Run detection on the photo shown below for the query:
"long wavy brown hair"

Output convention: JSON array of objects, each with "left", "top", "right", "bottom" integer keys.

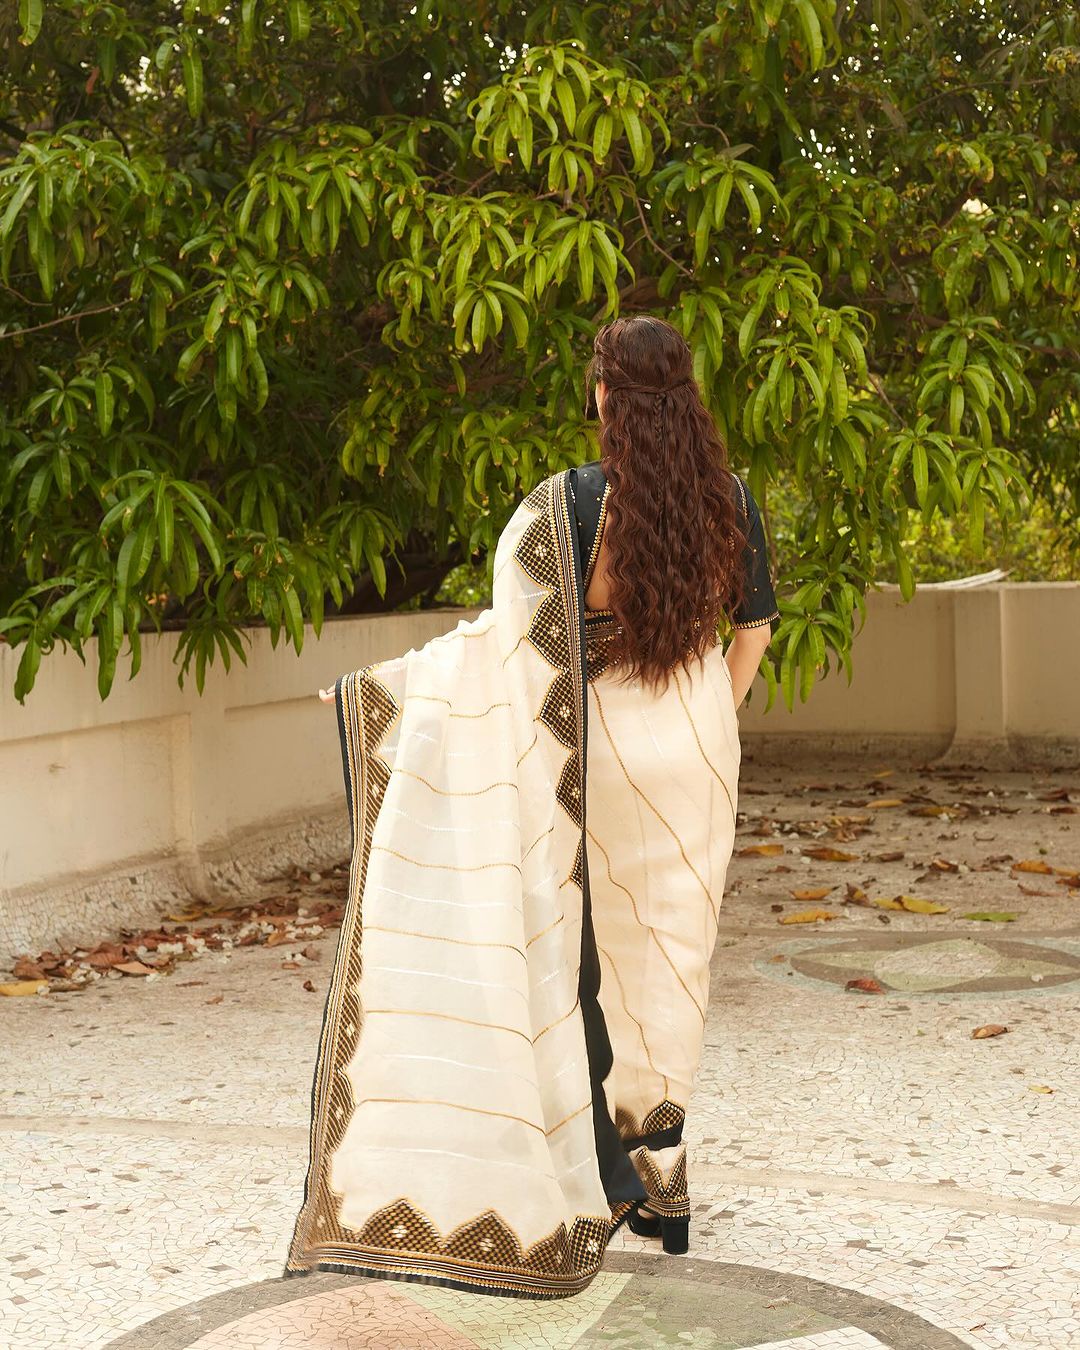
[{"left": 585, "top": 315, "right": 748, "bottom": 693}]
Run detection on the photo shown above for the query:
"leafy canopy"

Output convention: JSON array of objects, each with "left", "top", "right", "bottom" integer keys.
[{"left": 1, "top": 1, "right": 1078, "bottom": 706}]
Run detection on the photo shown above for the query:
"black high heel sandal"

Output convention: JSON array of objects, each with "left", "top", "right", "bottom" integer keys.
[{"left": 626, "top": 1206, "right": 690, "bottom": 1254}]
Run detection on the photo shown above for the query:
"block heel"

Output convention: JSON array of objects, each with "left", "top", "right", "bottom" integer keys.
[{"left": 626, "top": 1205, "right": 689, "bottom": 1253}]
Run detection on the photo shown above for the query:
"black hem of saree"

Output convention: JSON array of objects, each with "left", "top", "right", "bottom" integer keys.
[{"left": 559, "top": 470, "right": 647, "bottom": 1212}]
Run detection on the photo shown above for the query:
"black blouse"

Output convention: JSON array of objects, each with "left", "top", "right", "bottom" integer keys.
[{"left": 568, "top": 461, "right": 779, "bottom": 632}]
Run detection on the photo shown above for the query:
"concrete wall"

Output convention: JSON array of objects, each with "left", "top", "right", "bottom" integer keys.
[{"left": 2, "top": 584, "right": 1077, "bottom": 962}]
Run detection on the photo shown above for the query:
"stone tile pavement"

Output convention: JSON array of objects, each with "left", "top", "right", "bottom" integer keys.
[{"left": 2, "top": 757, "right": 1078, "bottom": 1348}]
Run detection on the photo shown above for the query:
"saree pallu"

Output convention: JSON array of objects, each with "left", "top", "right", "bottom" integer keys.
[{"left": 285, "top": 470, "right": 740, "bottom": 1298}]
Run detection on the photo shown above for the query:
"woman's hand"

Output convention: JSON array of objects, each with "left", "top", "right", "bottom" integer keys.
[{"left": 318, "top": 686, "right": 335, "bottom": 704}]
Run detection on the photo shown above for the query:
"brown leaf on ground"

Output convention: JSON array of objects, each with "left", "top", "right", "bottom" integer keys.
[
  {"left": 12, "top": 958, "right": 47, "bottom": 980},
  {"left": 803, "top": 846, "right": 859, "bottom": 862},
  {"left": 0, "top": 980, "right": 49, "bottom": 996},
  {"left": 281, "top": 960, "right": 301, "bottom": 969},
  {"left": 844, "top": 883, "right": 869, "bottom": 904},
  {"left": 790, "top": 886, "right": 834, "bottom": 901},
  {"left": 86, "top": 945, "right": 127, "bottom": 968},
  {"left": 1038, "top": 787, "right": 1073, "bottom": 801},
  {"left": 874, "top": 850, "right": 905, "bottom": 862},
  {"left": 845, "top": 977, "right": 885, "bottom": 994},
  {"left": 1057, "top": 874, "right": 1080, "bottom": 890},
  {"left": 737, "top": 843, "right": 785, "bottom": 856},
  {"left": 1048, "top": 805, "right": 1077, "bottom": 815},
  {"left": 302, "top": 979, "right": 316, "bottom": 992},
  {"left": 206, "top": 994, "right": 224, "bottom": 1005},
  {"left": 265, "top": 930, "right": 292, "bottom": 947},
  {"left": 930, "top": 858, "right": 960, "bottom": 872},
  {"left": 972, "top": 1024, "right": 1009, "bottom": 1039},
  {"left": 1013, "top": 859, "right": 1054, "bottom": 874},
  {"left": 1028, "top": 1084, "right": 1054, "bottom": 1094},
  {"left": 301, "top": 945, "right": 321, "bottom": 961},
  {"left": 114, "top": 960, "right": 156, "bottom": 976},
  {"left": 778, "top": 909, "right": 838, "bottom": 924},
  {"left": 867, "top": 798, "right": 904, "bottom": 809}
]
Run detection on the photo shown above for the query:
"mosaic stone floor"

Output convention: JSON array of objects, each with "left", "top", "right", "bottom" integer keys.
[{"left": 2, "top": 758, "right": 1079, "bottom": 1348}]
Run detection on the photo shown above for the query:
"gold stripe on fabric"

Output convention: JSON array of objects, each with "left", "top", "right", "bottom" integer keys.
[
  {"left": 394, "top": 768, "right": 518, "bottom": 798},
  {"left": 522, "top": 823, "right": 554, "bottom": 864},
  {"left": 526, "top": 912, "right": 564, "bottom": 948},
  {"left": 673, "top": 668, "right": 736, "bottom": 822},
  {"left": 364, "top": 1007, "right": 533, "bottom": 1044},
  {"left": 371, "top": 844, "right": 522, "bottom": 875},
  {"left": 597, "top": 943, "right": 669, "bottom": 1090},
  {"left": 405, "top": 693, "right": 512, "bottom": 719},
  {"left": 364, "top": 925, "right": 527, "bottom": 963},
  {"left": 545, "top": 1100, "right": 592, "bottom": 1136},
  {"left": 532, "top": 996, "right": 580, "bottom": 1043},
  {"left": 501, "top": 632, "right": 530, "bottom": 668},
  {"left": 586, "top": 828, "right": 707, "bottom": 1029},
  {"left": 362, "top": 1097, "right": 546, "bottom": 1135},
  {"left": 593, "top": 694, "right": 720, "bottom": 929},
  {"left": 517, "top": 730, "right": 539, "bottom": 766}
]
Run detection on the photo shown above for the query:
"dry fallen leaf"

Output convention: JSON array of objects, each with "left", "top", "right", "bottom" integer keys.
[
  {"left": 1028, "top": 1084, "right": 1054, "bottom": 1094},
  {"left": 302, "top": 979, "right": 316, "bottom": 992},
  {"left": 845, "top": 977, "right": 885, "bottom": 994},
  {"left": 844, "top": 883, "right": 868, "bottom": 904},
  {"left": 930, "top": 858, "right": 960, "bottom": 872},
  {"left": 867, "top": 798, "right": 904, "bottom": 809},
  {"left": 301, "top": 945, "right": 321, "bottom": 962},
  {"left": 871, "top": 895, "right": 949, "bottom": 914},
  {"left": 962, "top": 911, "right": 1020, "bottom": 923},
  {"left": 778, "top": 908, "right": 838, "bottom": 924},
  {"left": 803, "top": 846, "right": 859, "bottom": 862},
  {"left": 1013, "top": 859, "right": 1054, "bottom": 875},
  {"left": 0, "top": 980, "right": 49, "bottom": 997},
  {"left": 281, "top": 960, "right": 301, "bottom": 969},
  {"left": 874, "top": 850, "right": 905, "bottom": 862},
  {"left": 790, "top": 886, "right": 835, "bottom": 901},
  {"left": 1017, "top": 884, "right": 1055, "bottom": 897},
  {"left": 206, "top": 993, "right": 224, "bottom": 1005},
  {"left": 114, "top": 960, "right": 156, "bottom": 976},
  {"left": 972, "top": 1024, "right": 1009, "bottom": 1039},
  {"left": 737, "top": 843, "right": 785, "bottom": 857}
]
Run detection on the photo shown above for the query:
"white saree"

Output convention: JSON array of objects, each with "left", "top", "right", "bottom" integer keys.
[{"left": 286, "top": 469, "right": 740, "bottom": 1298}]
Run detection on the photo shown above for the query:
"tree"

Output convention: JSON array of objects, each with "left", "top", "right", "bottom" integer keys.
[{"left": 1, "top": 1, "right": 1077, "bottom": 706}]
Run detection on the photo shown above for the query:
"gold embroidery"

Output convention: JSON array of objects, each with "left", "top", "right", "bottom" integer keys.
[{"left": 584, "top": 481, "right": 610, "bottom": 588}]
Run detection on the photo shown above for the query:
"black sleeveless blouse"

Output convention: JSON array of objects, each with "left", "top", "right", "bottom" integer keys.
[{"left": 568, "top": 460, "right": 779, "bottom": 631}]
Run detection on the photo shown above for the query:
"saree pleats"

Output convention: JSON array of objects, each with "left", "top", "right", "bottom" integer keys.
[{"left": 286, "top": 471, "right": 740, "bottom": 1298}]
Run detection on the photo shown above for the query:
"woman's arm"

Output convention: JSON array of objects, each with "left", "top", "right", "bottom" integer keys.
[{"left": 725, "top": 625, "right": 773, "bottom": 708}]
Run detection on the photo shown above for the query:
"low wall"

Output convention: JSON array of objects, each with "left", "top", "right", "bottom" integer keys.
[{"left": 2, "top": 583, "right": 1077, "bottom": 963}]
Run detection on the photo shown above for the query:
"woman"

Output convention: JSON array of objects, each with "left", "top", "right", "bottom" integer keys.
[{"left": 286, "top": 314, "right": 779, "bottom": 1299}]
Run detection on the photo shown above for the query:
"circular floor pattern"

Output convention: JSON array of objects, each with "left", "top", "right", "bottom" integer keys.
[
  {"left": 756, "top": 933, "right": 1080, "bottom": 997},
  {"left": 105, "top": 1252, "right": 970, "bottom": 1349}
]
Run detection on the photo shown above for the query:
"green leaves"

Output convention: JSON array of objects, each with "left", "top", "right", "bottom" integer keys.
[{"left": 1, "top": 3, "right": 1076, "bottom": 708}]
